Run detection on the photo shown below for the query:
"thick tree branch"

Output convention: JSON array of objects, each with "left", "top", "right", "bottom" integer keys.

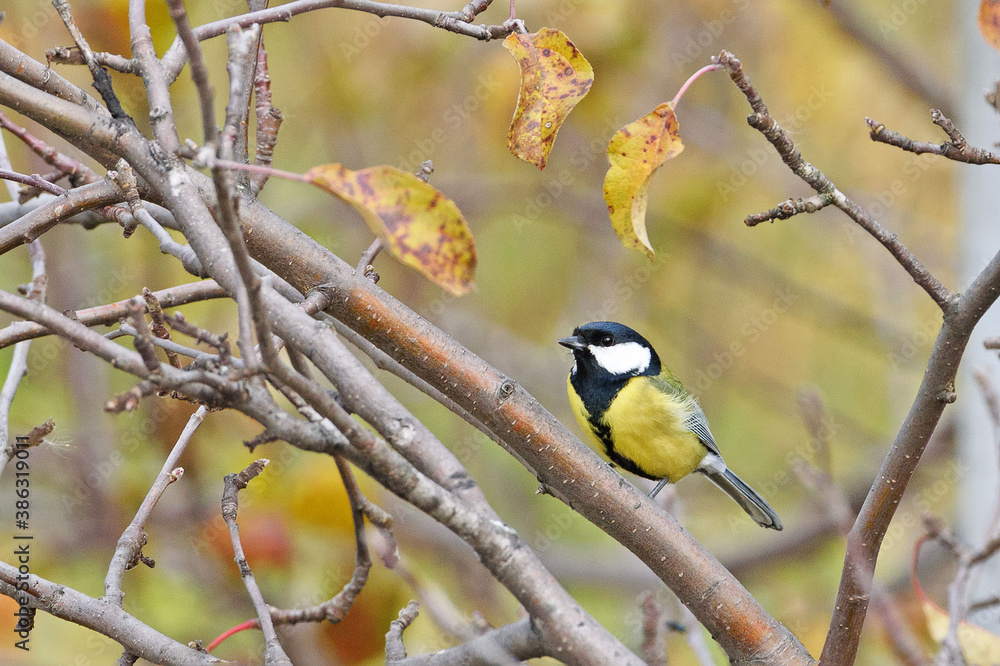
[{"left": 237, "top": 199, "right": 812, "bottom": 663}]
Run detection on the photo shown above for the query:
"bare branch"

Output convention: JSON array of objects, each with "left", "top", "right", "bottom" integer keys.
[
  {"left": 0, "top": 281, "right": 225, "bottom": 349},
  {"left": 161, "top": 0, "right": 522, "bottom": 82},
  {"left": 166, "top": 0, "right": 218, "bottom": 146},
  {"left": 53, "top": 0, "right": 130, "bottom": 120},
  {"left": 46, "top": 46, "right": 136, "bottom": 74},
  {"left": 744, "top": 193, "right": 835, "bottom": 226},
  {"left": 0, "top": 178, "right": 125, "bottom": 255},
  {"left": 267, "top": 457, "right": 376, "bottom": 625},
  {"left": 385, "top": 601, "right": 421, "bottom": 662},
  {"left": 868, "top": 111, "right": 1000, "bottom": 165},
  {"left": 222, "top": 459, "right": 291, "bottom": 665},
  {"left": 0, "top": 562, "right": 222, "bottom": 664},
  {"left": 0, "top": 240, "right": 45, "bottom": 477},
  {"left": 250, "top": 42, "right": 282, "bottom": 196},
  {"left": 715, "top": 50, "right": 955, "bottom": 313},
  {"left": 103, "top": 406, "right": 206, "bottom": 606},
  {"left": 391, "top": 617, "right": 546, "bottom": 665}
]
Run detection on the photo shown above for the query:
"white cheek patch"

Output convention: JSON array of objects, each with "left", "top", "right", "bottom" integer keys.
[{"left": 588, "top": 342, "right": 651, "bottom": 375}]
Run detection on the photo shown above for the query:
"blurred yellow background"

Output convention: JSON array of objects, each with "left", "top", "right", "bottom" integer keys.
[{"left": 0, "top": 0, "right": 967, "bottom": 663}]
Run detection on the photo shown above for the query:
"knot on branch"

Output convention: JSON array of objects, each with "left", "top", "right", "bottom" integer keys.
[{"left": 497, "top": 378, "right": 517, "bottom": 403}]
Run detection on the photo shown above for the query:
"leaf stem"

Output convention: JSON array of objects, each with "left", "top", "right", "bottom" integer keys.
[
  {"left": 211, "top": 159, "right": 309, "bottom": 184},
  {"left": 671, "top": 63, "right": 723, "bottom": 107}
]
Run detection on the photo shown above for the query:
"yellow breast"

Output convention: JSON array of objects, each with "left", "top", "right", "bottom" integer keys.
[{"left": 567, "top": 374, "right": 706, "bottom": 483}]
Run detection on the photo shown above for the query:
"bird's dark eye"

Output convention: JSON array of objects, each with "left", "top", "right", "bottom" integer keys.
[{"left": 600, "top": 335, "right": 614, "bottom": 347}]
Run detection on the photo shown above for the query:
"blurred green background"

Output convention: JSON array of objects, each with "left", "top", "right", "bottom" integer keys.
[{"left": 0, "top": 0, "right": 972, "bottom": 663}]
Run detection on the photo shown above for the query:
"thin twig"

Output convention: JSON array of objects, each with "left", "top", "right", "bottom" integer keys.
[
  {"left": 161, "top": 0, "right": 523, "bottom": 82},
  {"left": 0, "top": 280, "right": 226, "bottom": 349},
  {"left": 142, "top": 288, "right": 181, "bottom": 368},
  {"left": 267, "top": 457, "right": 378, "bottom": 625},
  {"left": 222, "top": 459, "right": 291, "bottom": 665},
  {"left": 356, "top": 237, "right": 384, "bottom": 276},
  {"left": 0, "top": 169, "right": 65, "bottom": 197},
  {"left": 53, "top": 0, "right": 130, "bottom": 121},
  {"left": 250, "top": 42, "right": 282, "bottom": 196},
  {"left": 867, "top": 112, "right": 1000, "bottom": 165},
  {"left": 46, "top": 46, "right": 136, "bottom": 74},
  {"left": 215, "top": 24, "right": 267, "bottom": 367},
  {"left": 458, "top": 0, "right": 493, "bottom": 21},
  {"left": 715, "top": 50, "right": 953, "bottom": 313},
  {"left": 744, "top": 193, "right": 836, "bottom": 226},
  {"left": 0, "top": 241, "right": 45, "bottom": 478},
  {"left": 103, "top": 406, "right": 207, "bottom": 607},
  {"left": 166, "top": 0, "right": 218, "bottom": 146}
]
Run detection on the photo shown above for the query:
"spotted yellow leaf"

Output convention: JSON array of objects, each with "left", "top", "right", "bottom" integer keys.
[
  {"left": 504, "top": 28, "right": 593, "bottom": 169},
  {"left": 307, "top": 164, "right": 476, "bottom": 296},
  {"left": 980, "top": 0, "right": 1000, "bottom": 51},
  {"left": 603, "top": 102, "right": 684, "bottom": 260}
]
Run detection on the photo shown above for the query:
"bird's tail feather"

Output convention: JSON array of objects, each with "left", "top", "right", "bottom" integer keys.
[{"left": 700, "top": 467, "right": 783, "bottom": 531}]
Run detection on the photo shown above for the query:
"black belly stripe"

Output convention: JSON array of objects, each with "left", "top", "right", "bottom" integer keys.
[{"left": 587, "top": 415, "right": 657, "bottom": 481}]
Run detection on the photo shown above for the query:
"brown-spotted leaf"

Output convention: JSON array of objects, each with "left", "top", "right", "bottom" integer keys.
[
  {"left": 980, "top": 0, "right": 1000, "bottom": 51},
  {"left": 504, "top": 28, "right": 593, "bottom": 169},
  {"left": 603, "top": 102, "right": 684, "bottom": 260},
  {"left": 306, "top": 164, "right": 476, "bottom": 295}
]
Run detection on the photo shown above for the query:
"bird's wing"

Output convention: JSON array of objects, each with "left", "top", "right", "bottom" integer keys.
[
  {"left": 648, "top": 376, "right": 721, "bottom": 456},
  {"left": 684, "top": 402, "right": 721, "bottom": 457}
]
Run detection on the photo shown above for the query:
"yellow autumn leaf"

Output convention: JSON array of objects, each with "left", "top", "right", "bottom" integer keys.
[
  {"left": 913, "top": 536, "right": 1000, "bottom": 664},
  {"left": 979, "top": 0, "right": 1000, "bottom": 51},
  {"left": 503, "top": 27, "right": 593, "bottom": 169},
  {"left": 306, "top": 164, "right": 476, "bottom": 296},
  {"left": 602, "top": 102, "right": 684, "bottom": 260}
]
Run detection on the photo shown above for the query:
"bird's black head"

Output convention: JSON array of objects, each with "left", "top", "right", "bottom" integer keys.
[{"left": 558, "top": 321, "right": 661, "bottom": 378}]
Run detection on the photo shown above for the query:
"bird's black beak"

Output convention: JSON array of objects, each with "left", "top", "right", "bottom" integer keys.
[{"left": 558, "top": 335, "right": 587, "bottom": 352}]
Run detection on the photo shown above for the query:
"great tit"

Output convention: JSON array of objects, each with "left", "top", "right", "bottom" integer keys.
[{"left": 559, "top": 321, "right": 782, "bottom": 530}]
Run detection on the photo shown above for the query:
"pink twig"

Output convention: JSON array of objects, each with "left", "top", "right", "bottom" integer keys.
[{"left": 671, "top": 63, "right": 723, "bottom": 107}]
